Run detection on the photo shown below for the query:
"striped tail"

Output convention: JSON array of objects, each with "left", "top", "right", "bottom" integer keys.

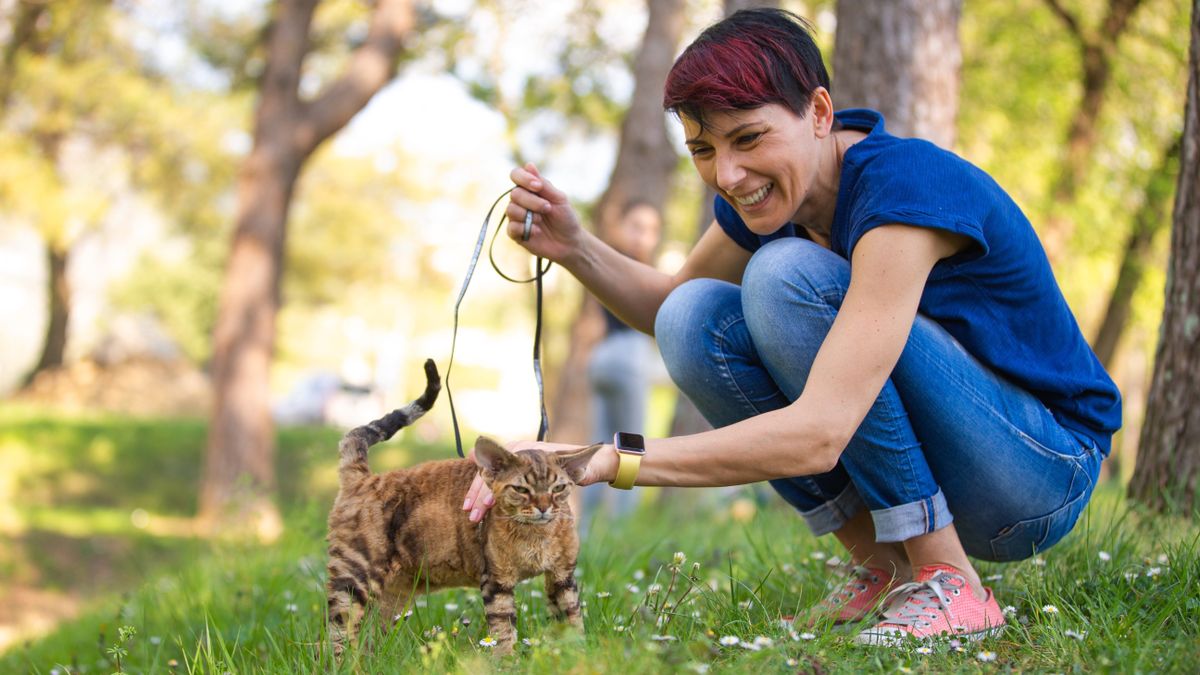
[{"left": 337, "top": 359, "right": 440, "bottom": 486}]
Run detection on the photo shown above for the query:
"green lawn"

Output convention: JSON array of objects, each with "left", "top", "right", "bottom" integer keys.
[{"left": 1, "top": 409, "right": 1198, "bottom": 673}]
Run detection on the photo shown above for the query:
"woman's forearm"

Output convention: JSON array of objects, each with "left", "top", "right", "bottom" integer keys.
[
  {"left": 596, "top": 405, "right": 845, "bottom": 488},
  {"left": 562, "top": 229, "right": 676, "bottom": 335}
]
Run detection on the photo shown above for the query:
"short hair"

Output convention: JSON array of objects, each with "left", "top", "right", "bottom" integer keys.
[{"left": 662, "top": 8, "right": 831, "bottom": 129}]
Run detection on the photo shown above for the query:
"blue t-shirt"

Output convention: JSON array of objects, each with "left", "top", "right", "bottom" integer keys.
[{"left": 713, "top": 108, "right": 1121, "bottom": 454}]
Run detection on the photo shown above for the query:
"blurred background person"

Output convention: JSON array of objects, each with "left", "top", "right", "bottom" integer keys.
[{"left": 580, "top": 200, "right": 663, "bottom": 530}]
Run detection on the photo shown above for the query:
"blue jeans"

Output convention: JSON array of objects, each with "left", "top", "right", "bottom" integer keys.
[{"left": 654, "top": 239, "right": 1102, "bottom": 562}]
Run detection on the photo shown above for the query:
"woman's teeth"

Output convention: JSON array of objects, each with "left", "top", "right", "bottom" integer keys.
[{"left": 736, "top": 183, "right": 772, "bottom": 206}]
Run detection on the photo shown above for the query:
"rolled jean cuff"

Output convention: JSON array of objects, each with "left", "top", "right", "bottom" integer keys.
[
  {"left": 870, "top": 488, "right": 954, "bottom": 543},
  {"left": 799, "top": 483, "right": 866, "bottom": 536}
]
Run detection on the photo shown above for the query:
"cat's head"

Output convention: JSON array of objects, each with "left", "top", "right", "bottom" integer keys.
[{"left": 473, "top": 436, "right": 603, "bottom": 525}]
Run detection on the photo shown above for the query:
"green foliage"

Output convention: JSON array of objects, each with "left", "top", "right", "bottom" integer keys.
[{"left": 2, "top": 412, "right": 1198, "bottom": 672}]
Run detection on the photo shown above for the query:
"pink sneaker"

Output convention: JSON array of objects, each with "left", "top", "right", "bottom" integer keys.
[
  {"left": 804, "top": 565, "right": 894, "bottom": 626},
  {"left": 854, "top": 564, "right": 1005, "bottom": 646}
]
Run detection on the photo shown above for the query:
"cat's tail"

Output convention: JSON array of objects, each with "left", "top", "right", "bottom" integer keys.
[{"left": 337, "top": 359, "right": 440, "bottom": 487}]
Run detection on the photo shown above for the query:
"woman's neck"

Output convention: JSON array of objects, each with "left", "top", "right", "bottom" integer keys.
[{"left": 796, "top": 129, "right": 867, "bottom": 242}]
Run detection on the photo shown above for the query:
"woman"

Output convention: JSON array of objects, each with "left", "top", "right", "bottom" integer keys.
[{"left": 463, "top": 8, "right": 1120, "bottom": 645}]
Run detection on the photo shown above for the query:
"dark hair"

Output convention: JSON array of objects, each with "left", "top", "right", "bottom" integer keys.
[
  {"left": 662, "top": 8, "right": 830, "bottom": 129},
  {"left": 620, "top": 198, "right": 659, "bottom": 218}
]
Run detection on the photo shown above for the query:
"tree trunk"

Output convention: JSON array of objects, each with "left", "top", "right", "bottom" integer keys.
[
  {"left": 547, "top": 0, "right": 686, "bottom": 445},
  {"left": 1128, "top": 0, "right": 1200, "bottom": 514},
  {"left": 199, "top": 0, "right": 414, "bottom": 537},
  {"left": 832, "top": 0, "right": 962, "bottom": 149},
  {"left": 23, "top": 244, "right": 70, "bottom": 386},
  {"left": 1091, "top": 134, "right": 1182, "bottom": 368},
  {"left": 1039, "top": 0, "right": 1145, "bottom": 263}
]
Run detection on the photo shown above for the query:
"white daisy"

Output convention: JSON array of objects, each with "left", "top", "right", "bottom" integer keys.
[
  {"left": 444, "top": 603, "right": 459, "bottom": 612},
  {"left": 633, "top": 570, "right": 646, "bottom": 581},
  {"left": 596, "top": 591, "right": 612, "bottom": 599},
  {"left": 1098, "top": 551, "right": 1111, "bottom": 562},
  {"left": 478, "top": 636, "right": 497, "bottom": 648},
  {"left": 1064, "top": 629, "right": 1086, "bottom": 641},
  {"left": 1042, "top": 605, "right": 1060, "bottom": 615},
  {"left": 651, "top": 635, "right": 677, "bottom": 642},
  {"left": 673, "top": 551, "right": 687, "bottom": 566},
  {"left": 1146, "top": 567, "right": 1163, "bottom": 577},
  {"left": 284, "top": 603, "right": 298, "bottom": 613},
  {"left": 810, "top": 551, "right": 827, "bottom": 561},
  {"left": 1002, "top": 605, "right": 1017, "bottom": 617},
  {"left": 798, "top": 632, "right": 816, "bottom": 641},
  {"left": 915, "top": 646, "right": 933, "bottom": 655},
  {"left": 977, "top": 650, "right": 997, "bottom": 662},
  {"left": 719, "top": 635, "right": 740, "bottom": 646},
  {"left": 752, "top": 636, "right": 774, "bottom": 648}
]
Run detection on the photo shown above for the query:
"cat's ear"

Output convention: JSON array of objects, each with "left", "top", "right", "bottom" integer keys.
[
  {"left": 472, "top": 436, "right": 518, "bottom": 475},
  {"left": 554, "top": 443, "right": 604, "bottom": 484}
]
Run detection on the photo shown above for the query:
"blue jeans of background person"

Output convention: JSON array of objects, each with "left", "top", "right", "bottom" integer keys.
[
  {"left": 654, "top": 238, "right": 1103, "bottom": 562},
  {"left": 582, "top": 329, "right": 653, "bottom": 522}
]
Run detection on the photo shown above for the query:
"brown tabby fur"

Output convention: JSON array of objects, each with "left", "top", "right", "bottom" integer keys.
[{"left": 325, "top": 359, "right": 602, "bottom": 656}]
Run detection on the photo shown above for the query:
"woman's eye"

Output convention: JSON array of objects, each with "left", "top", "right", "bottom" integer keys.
[
  {"left": 737, "top": 133, "right": 761, "bottom": 145},
  {"left": 689, "top": 146, "right": 712, "bottom": 158}
]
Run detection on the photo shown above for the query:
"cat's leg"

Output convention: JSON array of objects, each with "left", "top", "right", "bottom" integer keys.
[
  {"left": 326, "top": 574, "right": 367, "bottom": 657},
  {"left": 480, "top": 569, "right": 519, "bottom": 655},
  {"left": 545, "top": 567, "right": 583, "bottom": 629}
]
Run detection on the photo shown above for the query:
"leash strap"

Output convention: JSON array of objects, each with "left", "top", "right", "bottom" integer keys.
[{"left": 446, "top": 188, "right": 552, "bottom": 457}]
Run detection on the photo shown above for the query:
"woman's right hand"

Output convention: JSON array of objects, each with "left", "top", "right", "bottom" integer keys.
[{"left": 505, "top": 163, "right": 586, "bottom": 265}]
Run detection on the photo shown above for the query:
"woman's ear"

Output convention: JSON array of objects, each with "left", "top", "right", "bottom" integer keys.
[
  {"left": 473, "top": 436, "right": 517, "bottom": 477},
  {"left": 810, "top": 86, "right": 835, "bottom": 137},
  {"left": 554, "top": 443, "right": 604, "bottom": 484}
]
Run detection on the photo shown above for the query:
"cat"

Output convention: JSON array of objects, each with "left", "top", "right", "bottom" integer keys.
[{"left": 325, "top": 358, "right": 602, "bottom": 656}]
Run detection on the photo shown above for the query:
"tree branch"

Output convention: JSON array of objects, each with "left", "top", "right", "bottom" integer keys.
[
  {"left": 1042, "top": 0, "right": 1085, "bottom": 41},
  {"left": 297, "top": 0, "right": 414, "bottom": 155},
  {"left": 1100, "top": 0, "right": 1146, "bottom": 51}
]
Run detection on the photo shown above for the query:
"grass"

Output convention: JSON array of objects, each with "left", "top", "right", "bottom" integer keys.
[{"left": 1, "top": 408, "right": 1199, "bottom": 673}]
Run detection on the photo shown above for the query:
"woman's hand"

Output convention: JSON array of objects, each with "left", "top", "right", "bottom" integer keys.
[
  {"left": 461, "top": 440, "right": 617, "bottom": 523},
  {"left": 505, "top": 163, "right": 587, "bottom": 265}
]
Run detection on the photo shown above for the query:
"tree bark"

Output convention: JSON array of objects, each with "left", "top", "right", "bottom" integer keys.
[
  {"left": 199, "top": 0, "right": 414, "bottom": 537},
  {"left": 832, "top": 0, "right": 962, "bottom": 149},
  {"left": 23, "top": 244, "right": 70, "bottom": 386},
  {"left": 1128, "top": 0, "right": 1200, "bottom": 514},
  {"left": 547, "top": 0, "right": 686, "bottom": 445},
  {"left": 1039, "top": 0, "right": 1146, "bottom": 263},
  {"left": 1091, "top": 134, "right": 1182, "bottom": 368}
]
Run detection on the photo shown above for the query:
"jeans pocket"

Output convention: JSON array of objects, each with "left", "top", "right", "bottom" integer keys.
[{"left": 987, "top": 469, "right": 1093, "bottom": 562}]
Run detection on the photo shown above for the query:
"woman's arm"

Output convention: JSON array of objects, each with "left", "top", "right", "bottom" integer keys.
[
  {"left": 463, "top": 224, "right": 968, "bottom": 519},
  {"left": 505, "top": 164, "right": 750, "bottom": 334},
  {"left": 595, "top": 224, "right": 971, "bottom": 486}
]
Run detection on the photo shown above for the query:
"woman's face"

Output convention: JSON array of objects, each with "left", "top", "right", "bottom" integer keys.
[{"left": 683, "top": 102, "right": 826, "bottom": 235}]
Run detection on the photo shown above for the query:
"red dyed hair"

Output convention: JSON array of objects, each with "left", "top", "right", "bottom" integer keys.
[{"left": 663, "top": 8, "right": 830, "bottom": 128}]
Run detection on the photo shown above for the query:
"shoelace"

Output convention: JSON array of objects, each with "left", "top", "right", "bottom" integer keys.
[
  {"left": 822, "top": 565, "right": 883, "bottom": 606},
  {"left": 876, "top": 573, "right": 964, "bottom": 629}
]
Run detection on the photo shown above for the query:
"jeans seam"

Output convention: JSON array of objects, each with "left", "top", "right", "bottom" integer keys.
[{"left": 906, "top": 332, "right": 1087, "bottom": 466}]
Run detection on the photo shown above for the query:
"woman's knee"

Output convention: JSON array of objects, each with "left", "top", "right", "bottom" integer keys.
[
  {"left": 741, "top": 238, "right": 849, "bottom": 311},
  {"left": 654, "top": 278, "right": 740, "bottom": 388}
]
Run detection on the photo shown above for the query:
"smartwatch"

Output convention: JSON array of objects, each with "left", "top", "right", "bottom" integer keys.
[{"left": 609, "top": 432, "right": 645, "bottom": 490}]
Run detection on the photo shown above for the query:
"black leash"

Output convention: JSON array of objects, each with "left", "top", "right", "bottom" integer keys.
[{"left": 446, "top": 188, "right": 552, "bottom": 458}]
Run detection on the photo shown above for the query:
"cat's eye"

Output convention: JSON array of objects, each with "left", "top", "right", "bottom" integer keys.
[
  {"left": 510, "top": 485, "right": 530, "bottom": 495},
  {"left": 552, "top": 484, "right": 567, "bottom": 493}
]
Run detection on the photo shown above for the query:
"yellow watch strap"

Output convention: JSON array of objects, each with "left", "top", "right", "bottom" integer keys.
[{"left": 610, "top": 450, "right": 642, "bottom": 490}]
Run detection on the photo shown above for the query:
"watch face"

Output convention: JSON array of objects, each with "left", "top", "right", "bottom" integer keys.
[{"left": 615, "top": 432, "right": 646, "bottom": 454}]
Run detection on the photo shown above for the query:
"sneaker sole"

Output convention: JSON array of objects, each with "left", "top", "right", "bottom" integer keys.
[{"left": 853, "top": 624, "right": 1005, "bottom": 647}]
